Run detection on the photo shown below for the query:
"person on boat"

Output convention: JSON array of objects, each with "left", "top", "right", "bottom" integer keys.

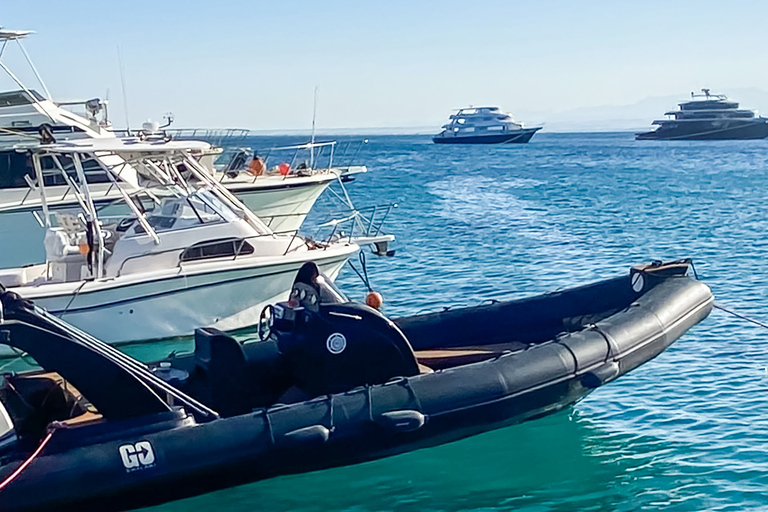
[
  {"left": 290, "top": 261, "right": 346, "bottom": 306},
  {"left": 248, "top": 151, "right": 265, "bottom": 177}
]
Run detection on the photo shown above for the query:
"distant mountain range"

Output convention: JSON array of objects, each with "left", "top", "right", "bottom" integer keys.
[
  {"left": 239, "top": 88, "right": 768, "bottom": 136},
  {"left": 514, "top": 88, "right": 768, "bottom": 133}
]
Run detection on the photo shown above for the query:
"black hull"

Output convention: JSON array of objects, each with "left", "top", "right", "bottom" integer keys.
[
  {"left": 0, "top": 262, "right": 713, "bottom": 512},
  {"left": 636, "top": 119, "right": 768, "bottom": 140},
  {"left": 433, "top": 127, "right": 541, "bottom": 144}
]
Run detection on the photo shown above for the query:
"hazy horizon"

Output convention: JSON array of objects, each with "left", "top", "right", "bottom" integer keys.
[{"left": 4, "top": 0, "right": 768, "bottom": 133}]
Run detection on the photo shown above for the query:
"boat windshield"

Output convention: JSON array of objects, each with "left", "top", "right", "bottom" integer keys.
[
  {"left": 316, "top": 273, "right": 348, "bottom": 303},
  {"left": 144, "top": 190, "right": 237, "bottom": 231}
]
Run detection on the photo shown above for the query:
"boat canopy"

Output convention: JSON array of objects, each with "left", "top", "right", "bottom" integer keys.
[
  {"left": 0, "top": 29, "right": 33, "bottom": 41},
  {"left": 41, "top": 138, "right": 212, "bottom": 154},
  {"left": 0, "top": 288, "right": 218, "bottom": 421}
]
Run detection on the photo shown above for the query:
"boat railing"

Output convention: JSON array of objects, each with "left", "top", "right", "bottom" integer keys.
[
  {"left": 164, "top": 128, "right": 253, "bottom": 148},
  {"left": 215, "top": 139, "right": 369, "bottom": 177},
  {"left": 310, "top": 202, "right": 397, "bottom": 246}
]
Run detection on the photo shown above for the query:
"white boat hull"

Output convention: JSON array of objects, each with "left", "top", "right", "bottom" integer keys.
[
  {"left": 226, "top": 174, "right": 335, "bottom": 234},
  {"left": 4, "top": 243, "right": 357, "bottom": 353}
]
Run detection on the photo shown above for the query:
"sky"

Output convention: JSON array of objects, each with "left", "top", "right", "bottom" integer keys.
[{"left": 3, "top": 0, "right": 768, "bottom": 132}]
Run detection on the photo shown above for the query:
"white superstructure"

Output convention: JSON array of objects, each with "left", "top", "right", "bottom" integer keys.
[{"left": 433, "top": 106, "right": 541, "bottom": 143}]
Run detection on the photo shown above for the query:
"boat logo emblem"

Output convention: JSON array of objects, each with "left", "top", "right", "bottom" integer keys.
[
  {"left": 327, "top": 333, "right": 347, "bottom": 354},
  {"left": 119, "top": 441, "right": 156, "bottom": 473},
  {"left": 631, "top": 273, "right": 644, "bottom": 293}
]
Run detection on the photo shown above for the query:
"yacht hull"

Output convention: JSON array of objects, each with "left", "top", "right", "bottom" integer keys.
[
  {"left": 433, "top": 127, "right": 541, "bottom": 144},
  {"left": 226, "top": 174, "right": 335, "bottom": 234},
  {"left": 636, "top": 119, "right": 768, "bottom": 140},
  {"left": 2, "top": 244, "right": 357, "bottom": 352}
]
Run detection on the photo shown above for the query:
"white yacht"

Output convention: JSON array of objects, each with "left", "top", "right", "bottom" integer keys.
[
  {"left": 433, "top": 106, "right": 541, "bottom": 144},
  {"left": 0, "top": 138, "right": 364, "bottom": 351},
  {"left": 0, "top": 29, "right": 367, "bottom": 266}
]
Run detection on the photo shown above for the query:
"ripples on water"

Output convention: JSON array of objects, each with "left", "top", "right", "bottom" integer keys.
[{"left": 77, "top": 133, "right": 768, "bottom": 510}]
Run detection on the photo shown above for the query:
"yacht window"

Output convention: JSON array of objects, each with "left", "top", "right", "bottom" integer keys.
[
  {"left": 462, "top": 127, "right": 476, "bottom": 133},
  {"left": 487, "top": 126, "right": 504, "bottom": 131},
  {"left": 38, "top": 155, "right": 113, "bottom": 186},
  {"left": 180, "top": 238, "right": 255, "bottom": 262},
  {"left": 0, "top": 151, "right": 33, "bottom": 188},
  {"left": 457, "top": 119, "right": 466, "bottom": 124},
  {"left": 0, "top": 90, "right": 42, "bottom": 107}
]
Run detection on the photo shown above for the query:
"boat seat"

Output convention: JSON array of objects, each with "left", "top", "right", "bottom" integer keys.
[
  {"left": 199, "top": 328, "right": 290, "bottom": 417},
  {"left": 415, "top": 342, "right": 526, "bottom": 371}
]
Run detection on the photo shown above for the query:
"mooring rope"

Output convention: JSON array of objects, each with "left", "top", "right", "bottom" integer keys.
[
  {"left": 714, "top": 303, "right": 768, "bottom": 330},
  {"left": 686, "top": 262, "right": 767, "bottom": 330},
  {"left": 348, "top": 251, "right": 373, "bottom": 292},
  {"left": 0, "top": 428, "right": 55, "bottom": 491}
]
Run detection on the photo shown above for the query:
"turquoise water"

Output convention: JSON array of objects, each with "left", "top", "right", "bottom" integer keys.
[{"left": 13, "top": 132, "right": 768, "bottom": 511}]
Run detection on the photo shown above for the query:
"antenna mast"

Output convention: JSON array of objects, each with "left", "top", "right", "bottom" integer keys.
[
  {"left": 118, "top": 46, "right": 131, "bottom": 133},
  {"left": 310, "top": 85, "right": 318, "bottom": 168}
]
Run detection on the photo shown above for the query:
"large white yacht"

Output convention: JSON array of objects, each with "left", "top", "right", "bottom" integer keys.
[
  {"left": 433, "top": 106, "right": 542, "bottom": 144},
  {"left": 0, "top": 138, "right": 364, "bottom": 351},
  {"left": 0, "top": 29, "right": 367, "bottom": 267}
]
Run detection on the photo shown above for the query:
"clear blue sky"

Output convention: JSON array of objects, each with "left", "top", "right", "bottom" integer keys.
[{"left": 3, "top": 0, "right": 767, "bottom": 130}]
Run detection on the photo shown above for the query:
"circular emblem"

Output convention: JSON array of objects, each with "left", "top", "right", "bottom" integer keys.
[
  {"left": 326, "top": 333, "right": 347, "bottom": 355},
  {"left": 631, "top": 273, "right": 644, "bottom": 293}
]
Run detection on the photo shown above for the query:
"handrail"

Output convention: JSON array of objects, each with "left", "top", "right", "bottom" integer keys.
[
  {"left": 111, "top": 204, "right": 394, "bottom": 278},
  {"left": 211, "top": 140, "right": 368, "bottom": 175}
]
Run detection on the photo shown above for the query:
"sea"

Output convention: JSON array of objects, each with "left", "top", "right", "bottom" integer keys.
[{"left": 11, "top": 132, "right": 768, "bottom": 511}]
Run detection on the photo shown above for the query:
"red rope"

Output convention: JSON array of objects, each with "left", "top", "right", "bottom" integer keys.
[{"left": 0, "top": 429, "right": 55, "bottom": 491}]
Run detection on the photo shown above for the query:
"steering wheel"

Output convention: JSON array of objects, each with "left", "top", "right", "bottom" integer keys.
[{"left": 258, "top": 304, "right": 275, "bottom": 342}]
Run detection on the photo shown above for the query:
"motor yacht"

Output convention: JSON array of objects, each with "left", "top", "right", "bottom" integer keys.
[
  {"left": 0, "top": 29, "right": 368, "bottom": 267},
  {"left": 433, "top": 106, "right": 542, "bottom": 144},
  {"left": 636, "top": 89, "right": 768, "bottom": 140},
  {"left": 0, "top": 138, "right": 366, "bottom": 352}
]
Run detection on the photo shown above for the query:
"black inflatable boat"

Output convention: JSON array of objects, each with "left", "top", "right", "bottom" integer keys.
[{"left": 0, "top": 260, "right": 712, "bottom": 512}]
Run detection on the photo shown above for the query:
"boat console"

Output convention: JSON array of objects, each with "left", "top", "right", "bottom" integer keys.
[{"left": 269, "top": 262, "right": 421, "bottom": 398}]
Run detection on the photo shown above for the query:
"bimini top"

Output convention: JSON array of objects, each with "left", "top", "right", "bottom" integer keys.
[
  {"left": 0, "top": 29, "right": 33, "bottom": 41},
  {"left": 37, "top": 137, "right": 212, "bottom": 155}
]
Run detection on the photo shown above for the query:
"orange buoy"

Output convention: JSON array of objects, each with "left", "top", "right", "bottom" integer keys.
[{"left": 366, "top": 291, "right": 383, "bottom": 310}]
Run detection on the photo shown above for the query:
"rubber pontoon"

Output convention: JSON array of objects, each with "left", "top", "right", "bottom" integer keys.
[{"left": 0, "top": 259, "right": 713, "bottom": 512}]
